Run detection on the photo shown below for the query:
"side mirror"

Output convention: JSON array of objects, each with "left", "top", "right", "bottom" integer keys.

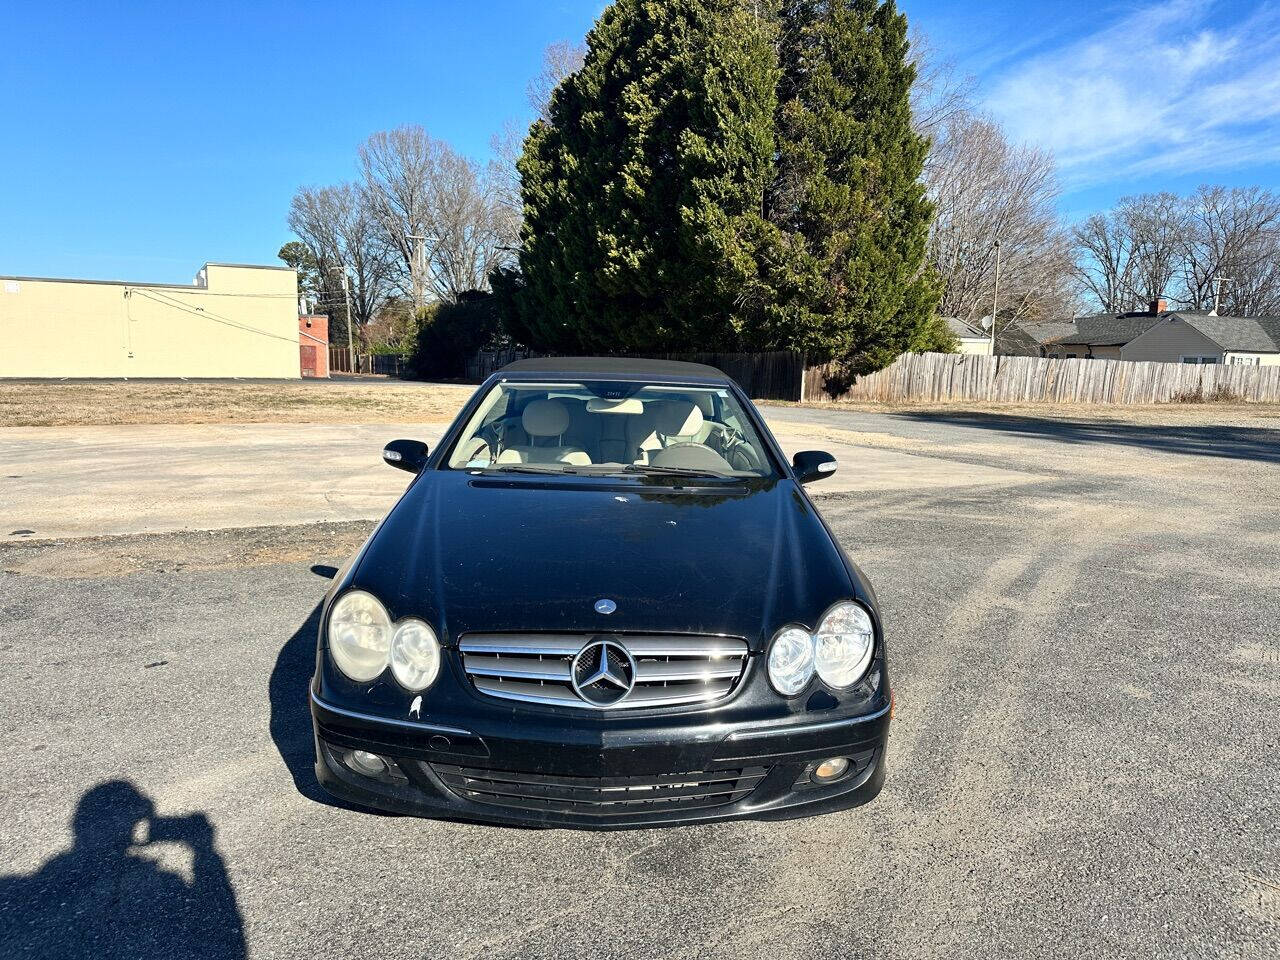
[
  {"left": 383, "top": 439, "right": 429, "bottom": 474},
  {"left": 792, "top": 450, "right": 837, "bottom": 484}
]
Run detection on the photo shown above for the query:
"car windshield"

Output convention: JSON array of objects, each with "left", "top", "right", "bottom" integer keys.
[{"left": 444, "top": 380, "right": 775, "bottom": 478}]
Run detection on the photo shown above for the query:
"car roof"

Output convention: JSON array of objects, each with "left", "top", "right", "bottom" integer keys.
[{"left": 500, "top": 356, "right": 730, "bottom": 381}]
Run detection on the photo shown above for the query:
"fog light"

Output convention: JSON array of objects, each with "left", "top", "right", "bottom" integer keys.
[
  {"left": 813, "top": 757, "right": 850, "bottom": 782},
  {"left": 347, "top": 750, "right": 387, "bottom": 777}
]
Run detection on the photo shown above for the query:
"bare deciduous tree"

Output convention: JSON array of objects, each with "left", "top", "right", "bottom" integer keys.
[
  {"left": 426, "top": 144, "right": 519, "bottom": 301},
  {"left": 527, "top": 40, "right": 586, "bottom": 120},
  {"left": 927, "top": 112, "right": 1074, "bottom": 329},
  {"left": 287, "top": 183, "right": 393, "bottom": 336},
  {"left": 1074, "top": 186, "right": 1280, "bottom": 316},
  {"left": 1118, "top": 193, "right": 1186, "bottom": 306},
  {"left": 359, "top": 126, "right": 444, "bottom": 310},
  {"left": 489, "top": 120, "right": 525, "bottom": 219},
  {"left": 1222, "top": 251, "right": 1280, "bottom": 317},
  {"left": 360, "top": 125, "right": 518, "bottom": 306},
  {"left": 486, "top": 39, "right": 588, "bottom": 248},
  {"left": 908, "top": 27, "right": 976, "bottom": 142},
  {"left": 1177, "top": 185, "right": 1280, "bottom": 315},
  {"left": 1072, "top": 210, "right": 1135, "bottom": 313}
]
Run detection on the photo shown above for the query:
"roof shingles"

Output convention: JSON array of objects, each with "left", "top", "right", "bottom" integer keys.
[
  {"left": 1047, "top": 311, "right": 1166, "bottom": 347},
  {"left": 1173, "top": 314, "right": 1280, "bottom": 352}
]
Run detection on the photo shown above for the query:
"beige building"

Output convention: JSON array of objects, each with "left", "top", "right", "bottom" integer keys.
[
  {"left": 944, "top": 317, "right": 993, "bottom": 356},
  {"left": 0, "top": 262, "right": 299, "bottom": 378},
  {"left": 1120, "top": 312, "right": 1280, "bottom": 366}
]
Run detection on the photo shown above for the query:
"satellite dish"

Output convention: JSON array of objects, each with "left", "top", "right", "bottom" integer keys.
[{"left": 979, "top": 315, "right": 993, "bottom": 330}]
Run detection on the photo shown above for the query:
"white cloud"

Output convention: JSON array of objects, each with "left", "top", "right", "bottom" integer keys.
[{"left": 985, "top": 0, "right": 1280, "bottom": 186}]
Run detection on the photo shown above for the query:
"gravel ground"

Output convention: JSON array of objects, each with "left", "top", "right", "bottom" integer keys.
[{"left": 1, "top": 410, "right": 1277, "bottom": 959}]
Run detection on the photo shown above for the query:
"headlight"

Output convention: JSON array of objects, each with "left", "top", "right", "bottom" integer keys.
[
  {"left": 327, "top": 590, "right": 392, "bottom": 682},
  {"left": 768, "top": 626, "right": 815, "bottom": 695},
  {"left": 814, "top": 602, "right": 875, "bottom": 688},
  {"left": 390, "top": 619, "right": 441, "bottom": 690}
]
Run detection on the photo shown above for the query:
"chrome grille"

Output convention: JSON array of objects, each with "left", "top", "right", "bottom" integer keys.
[
  {"left": 458, "top": 633, "right": 748, "bottom": 710},
  {"left": 431, "top": 763, "right": 769, "bottom": 816}
]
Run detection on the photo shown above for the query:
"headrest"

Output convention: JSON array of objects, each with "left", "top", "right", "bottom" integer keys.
[
  {"left": 692, "top": 394, "right": 714, "bottom": 417},
  {"left": 522, "top": 399, "right": 570, "bottom": 437},
  {"left": 654, "top": 399, "right": 703, "bottom": 437}
]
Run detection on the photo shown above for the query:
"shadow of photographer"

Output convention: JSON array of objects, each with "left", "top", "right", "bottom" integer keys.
[{"left": 0, "top": 780, "right": 246, "bottom": 959}]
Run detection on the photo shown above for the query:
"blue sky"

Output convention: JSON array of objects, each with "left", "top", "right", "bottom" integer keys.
[{"left": 3, "top": 0, "right": 1278, "bottom": 282}]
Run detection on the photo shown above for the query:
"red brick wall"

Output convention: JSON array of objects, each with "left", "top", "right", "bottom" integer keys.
[{"left": 299, "top": 314, "right": 329, "bottom": 378}]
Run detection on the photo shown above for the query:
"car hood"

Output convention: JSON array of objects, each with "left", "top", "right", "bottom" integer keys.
[{"left": 354, "top": 471, "right": 857, "bottom": 650}]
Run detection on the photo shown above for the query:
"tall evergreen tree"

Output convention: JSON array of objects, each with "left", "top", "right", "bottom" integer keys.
[
  {"left": 511, "top": 0, "right": 779, "bottom": 353},
  {"left": 763, "top": 0, "right": 944, "bottom": 370},
  {"left": 508, "top": 0, "right": 947, "bottom": 371}
]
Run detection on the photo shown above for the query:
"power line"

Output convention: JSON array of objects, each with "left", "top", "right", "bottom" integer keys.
[
  {"left": 180, "top": 291, "right": 301, "bottom": 298},
  {"left": 126, "top": 287, "right": 299, "bottom": 345}
]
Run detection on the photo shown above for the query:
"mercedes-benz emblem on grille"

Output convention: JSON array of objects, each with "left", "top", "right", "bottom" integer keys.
[
  {"left": 570, "top": 640, "right": 636, "bottom": 706},
  {"left": 594, "top": 598, "right": 617, "bottom": 615}
]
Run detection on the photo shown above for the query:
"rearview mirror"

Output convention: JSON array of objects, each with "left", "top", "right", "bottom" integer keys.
[
  {"left": 792, "top": 450, "right": 837, "bottom": 484},
  {"left": 586, "top": 397, "right": 645, "bottom": 414},
  {"left": 383, "top": 439, "right": 429, "bottom": 473}
]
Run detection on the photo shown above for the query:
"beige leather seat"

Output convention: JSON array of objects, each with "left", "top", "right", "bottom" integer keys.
[
  {"left": 496, "top": 399, "right": 592, "bottom": 465},
  {"left": 629, "top": 399, "right": 730, "bottom": 471},
  {"left": 665, "top": 399, "right": 734, "bottom": 448},
  {"left": 626, "top": 406, "right": 662, "bottom": 464},
  {"left": 628, "top": 398, "right": 723, "bottom": 462},
  {"left": 655, "top": 399, "right": 708, "bottom": 444}
]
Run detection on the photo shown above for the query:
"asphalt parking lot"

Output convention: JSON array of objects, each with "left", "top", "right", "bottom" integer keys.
[{"left": 2, "top": 406, "right": 1278, "bottom": 959}]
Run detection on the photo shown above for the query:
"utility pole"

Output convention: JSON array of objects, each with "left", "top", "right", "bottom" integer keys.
[
  {"left": 990, "top": 240, "right": 1002, "bottom": 355},
  {"left": 405, "top": 233, "right": 437, "bottom": 312},
  {"left": 340, "top": 271, "right": 356, "bottom": 373},
  {"left": 1209, "top": 276, "right": 1233, "bottom": 316}
]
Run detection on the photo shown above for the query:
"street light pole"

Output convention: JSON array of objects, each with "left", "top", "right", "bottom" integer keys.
[
  {"left": 405, "top": 234, "right": 438, "bottom": 312},
  {"left": 1209, "top": 276, "right": 1233, "bottom": 316},
  {"left": 340, "top": 271, "right": 356, "bottom": 372},
  {"left": 990, "top": 240, "right": 1002, "bottom": 355}
]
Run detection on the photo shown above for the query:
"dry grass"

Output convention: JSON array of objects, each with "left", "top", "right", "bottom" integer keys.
[
  {"left": 5, "top": 379, "right": 1278, "bottom": 430},
  {"left": 0, "top": 379, "right": 474, "bottom": 427},
  {"left": 1169, "top": 384, "right": 1247, "bottom": 404}
]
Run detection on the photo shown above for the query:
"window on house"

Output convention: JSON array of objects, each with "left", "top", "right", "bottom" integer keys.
[
  {"left": 1180, "top": 355, "right": 1218, "bottom": 364},
  {"left": 1228, "top": 355, "right": 1260, "bottom": 366},
  {"left": 1065, "top": 353, "right": 1077, "bottom": 359}
]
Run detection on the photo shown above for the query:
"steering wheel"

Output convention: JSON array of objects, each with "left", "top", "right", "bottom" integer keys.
[
  {"left": 476, "top": 413, "right": 525, "bottom": 457},
  {"left": 715, "top": 423, "right": 763, "bottom": 472},
  {"left": 728, "top": 442, "right": 763, "bottom": 471}
]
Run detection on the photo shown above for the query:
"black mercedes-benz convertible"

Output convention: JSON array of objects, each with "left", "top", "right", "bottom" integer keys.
[{"left": 310, "top": 357, "right": 892, "bottom": 828}]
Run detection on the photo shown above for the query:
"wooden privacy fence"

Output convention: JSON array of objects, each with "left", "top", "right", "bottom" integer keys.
[
  {"left": 328, "top": 348, "right": 409, "bottom": 377},
  {"left": 806, "top": 352, "right": 1280, "bottom": 404},
  {"left": 467, "top": 347, "right": 541, "bottom": 381},
  {"left": 329, "top": 347, "right": 353, "bottom": 374}
]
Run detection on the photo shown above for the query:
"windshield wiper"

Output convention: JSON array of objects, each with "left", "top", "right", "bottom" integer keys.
[
  {"left": 621, "top": 464, "right": 734, "bottom": 480},
  {"left": 487, "top": 464, "right": 579, "bottom": 475}
]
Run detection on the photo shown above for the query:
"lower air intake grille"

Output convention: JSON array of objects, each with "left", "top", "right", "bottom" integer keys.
[
  {"left": 430, "top": 763, "right": 769, "bottom": 816},
  {"left": 459, "top": 633, "right": 749, "bottom": 710}
]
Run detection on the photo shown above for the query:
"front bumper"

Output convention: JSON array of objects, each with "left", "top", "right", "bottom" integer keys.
[{"left": 311, "top": 689, "right": 890, "bottom": 829}]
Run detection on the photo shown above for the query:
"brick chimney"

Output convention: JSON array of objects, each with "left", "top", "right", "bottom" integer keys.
[{"left": 1148, "top": 297, "right": 1167, "bottom": 315}]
